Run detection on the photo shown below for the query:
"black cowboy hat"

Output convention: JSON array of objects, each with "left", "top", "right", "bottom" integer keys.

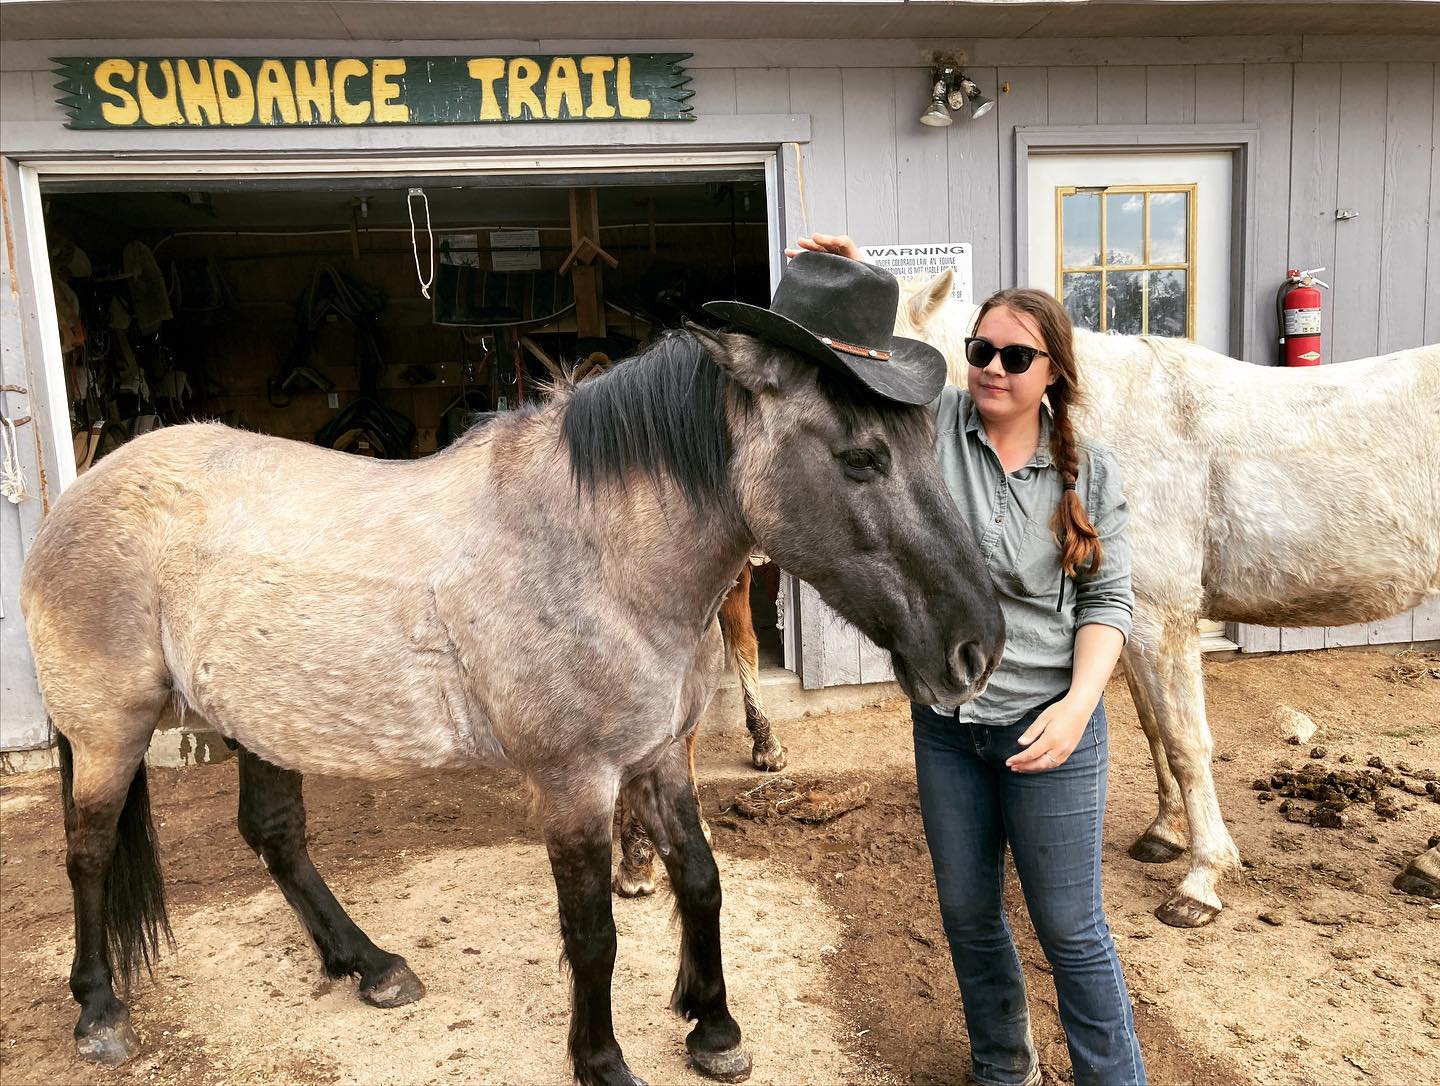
[{"left": 702, "top": 251, "right": 947, "bottom": 405}]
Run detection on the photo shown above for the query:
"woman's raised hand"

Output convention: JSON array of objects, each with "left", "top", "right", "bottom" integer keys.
[{"left": 784, "top": 233, "right": 864, "bottom": 261}]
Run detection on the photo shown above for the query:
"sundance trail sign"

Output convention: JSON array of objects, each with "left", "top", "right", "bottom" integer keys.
[{"left": 52, "top": 55, "right": 694, "bottom": 129}]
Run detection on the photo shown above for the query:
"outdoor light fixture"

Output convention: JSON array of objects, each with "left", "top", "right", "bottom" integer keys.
[
  {"left": 921, "top": 60, "right": 994, "bottom": 126},
  {"left": 920, "top": 75, "right": 953, "bottom": 127},
  {"left": 957, "top": 76, "right": 995, "bottom": 119}
]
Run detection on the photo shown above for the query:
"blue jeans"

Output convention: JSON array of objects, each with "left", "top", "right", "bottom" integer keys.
[{"left": 912, "top": 697, "right": 1146, "bottom": 1086}]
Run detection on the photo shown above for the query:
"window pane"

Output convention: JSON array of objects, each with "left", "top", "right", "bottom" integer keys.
[
  {"left": 1149, "top": 191, "right": 1188, "bottom": 263},
  {"left": 1062, "top": 271, "right": 1101, "bottom": 331},
  {"left": 1105, "top": 192, "right": 1143, "bottom": 265},
  {"left": 1148, "top": 270, "right": 1188, "bottom": 337},
  {"left": 1062, "top": 192, "right": 1101, "bottom": 267},
  {"left": 1107, "top": 270, "right": 1144, "bottom": 335}
]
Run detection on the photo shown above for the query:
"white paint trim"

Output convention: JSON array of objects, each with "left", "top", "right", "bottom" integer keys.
[
  {"left": 22, "top": 150, "right": 785, "bottom": 179},
  {"left": 4, "top": 160, "right": 75, "bottom": 496},
  {"left": 0, "top": 116, "right": 809, "bottom": 160}
]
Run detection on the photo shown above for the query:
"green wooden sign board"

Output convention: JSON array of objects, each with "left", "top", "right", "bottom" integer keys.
[{"left": 53, "top": 54, "right": 694, "bottom": 129}]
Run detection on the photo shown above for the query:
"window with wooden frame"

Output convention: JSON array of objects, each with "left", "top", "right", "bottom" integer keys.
[{"left": 1055, "top": 184, "right": 1196, "bottom": 339}]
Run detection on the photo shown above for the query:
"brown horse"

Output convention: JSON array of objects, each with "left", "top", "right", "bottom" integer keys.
[{"left": 21, "top": 328, "right": 1003, "bottom": 1084}]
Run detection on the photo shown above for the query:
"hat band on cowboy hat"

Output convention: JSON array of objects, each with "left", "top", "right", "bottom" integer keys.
[
  {"left": 819, "top": 336, "right": 892, "bottom": 361},
  {"left": 700, "top": 251, "right": 946, "bottom": 405}
]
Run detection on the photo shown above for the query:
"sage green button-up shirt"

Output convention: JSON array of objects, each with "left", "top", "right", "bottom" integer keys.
[{"left": 931, "top": 386, "right": 1134, "bottom": 724}]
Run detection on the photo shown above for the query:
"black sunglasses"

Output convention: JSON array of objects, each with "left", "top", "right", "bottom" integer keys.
[{"left": 965, "top": 336, "right": 1049, "bottom": 375}]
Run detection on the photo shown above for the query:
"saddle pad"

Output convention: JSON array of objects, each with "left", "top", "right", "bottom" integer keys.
[{"left": 434, "top": 266, "right": 575, "bottom": 329}]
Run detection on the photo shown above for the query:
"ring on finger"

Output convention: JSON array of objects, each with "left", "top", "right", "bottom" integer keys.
[{"left": 1045, "top": 752, "right": 1058, "bottom": 765}]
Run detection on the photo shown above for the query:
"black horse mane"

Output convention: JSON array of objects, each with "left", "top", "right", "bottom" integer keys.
[
  {"left": 561, "top": 330, "right": 743, "bottom": 511},
  {"left": 463, "top": 327, "right": 934, "bottom": 512}
]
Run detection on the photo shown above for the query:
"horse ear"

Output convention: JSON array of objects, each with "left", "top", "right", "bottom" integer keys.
[
  {"left": 906, "top": 269, "right": 954, "bottom": 328},
  {"left": 686, "top": 324, "right": 786, "bottom": 394}
]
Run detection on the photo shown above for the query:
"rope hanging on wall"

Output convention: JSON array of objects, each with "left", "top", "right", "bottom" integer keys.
[
  {"left": 407, "top": 187, "right": 436, "bottom": 300},
  {"left": 0, "top": 414, "right": 29, "bottom": 505}
]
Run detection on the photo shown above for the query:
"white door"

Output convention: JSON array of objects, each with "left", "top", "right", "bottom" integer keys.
[
  {"left": 1027, "top": 151, "right": 1236, "bottom": 651},
  {"left": 1026, "top": 151, "right": 1232, "bottom": 354}
]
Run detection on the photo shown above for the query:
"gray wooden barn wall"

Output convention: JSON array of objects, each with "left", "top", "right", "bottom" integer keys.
[
  {"left": 695, "top": 56, "right": 1440, "bottom": 673},
  {"left": 1, "top": 41, "right": 1437, "bottom": 694}
]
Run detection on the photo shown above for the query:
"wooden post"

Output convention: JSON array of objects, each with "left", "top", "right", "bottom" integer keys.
[{"left": 568, "top": 187, "right": 606, "bottom": 339}]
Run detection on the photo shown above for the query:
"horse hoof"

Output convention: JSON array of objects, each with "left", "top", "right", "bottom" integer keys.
[
  {"left": 1128, "top": 833, "right": 1185, "bottom": 864},
  {"left": 751, "top": 741, "right": 787, "bottom": 773},
  {"left": 360, "top": 959, "right": 426, "bottom": 1008},
  {"left": 75, "top": 1018, "right": 141, "bottom": 1067},
  {"left": 1155, "top": 894, "right": 1221, "bottom": 928},
  {"left": 613, "top": 869, "right": 657, "bottom": 899},
  {"left": 1393, "top": 864, "right": 1440, "bottom": 899},
  {"left": 688, "top": 1042, "right": 753, "bottom": 1083}
]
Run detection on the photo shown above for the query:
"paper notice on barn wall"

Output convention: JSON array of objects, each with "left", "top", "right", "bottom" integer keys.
[
  {"left": 490, "top": 229, "right": 542, "bottom": 271},
  {"left": 860, "top": 243, "right": 972, "bottom": 303},
  {"left": 439, "top": 234, "right": 481, "bottom": 267}
]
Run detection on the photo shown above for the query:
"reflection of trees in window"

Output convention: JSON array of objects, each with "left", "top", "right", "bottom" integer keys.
[{"left": 1056, "top": 185, "right": 1194, "bottom": 339}]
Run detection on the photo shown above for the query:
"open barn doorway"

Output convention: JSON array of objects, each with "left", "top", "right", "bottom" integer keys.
[{"left": 37, "top": 166, "right": 789, "bottom": 744}]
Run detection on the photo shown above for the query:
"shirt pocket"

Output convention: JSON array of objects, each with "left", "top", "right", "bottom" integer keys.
[{"left": 1010, "top": 514, "right": 1065, "bottom": 600}]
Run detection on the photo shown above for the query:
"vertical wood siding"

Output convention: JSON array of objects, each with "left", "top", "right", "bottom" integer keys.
[
  {"left": 1, "top": 47, "right": 1437, "bottom": 688},
  {"left": 777, "top": 56, "right": 1440, "bottom": 676}
]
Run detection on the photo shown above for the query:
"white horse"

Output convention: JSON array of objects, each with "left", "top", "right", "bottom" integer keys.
[{"left": 897, "top": 272, "right": 1440, "bottom": 924}]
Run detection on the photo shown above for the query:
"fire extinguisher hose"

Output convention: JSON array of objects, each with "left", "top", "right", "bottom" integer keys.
[{"left": 1275, "top": 275, "right": 1295, "bottom": 365}]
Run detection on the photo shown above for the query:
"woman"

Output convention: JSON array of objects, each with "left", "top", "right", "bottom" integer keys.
[{"left": 789, "top": 234, "right": 1147, "bottom": 1086}]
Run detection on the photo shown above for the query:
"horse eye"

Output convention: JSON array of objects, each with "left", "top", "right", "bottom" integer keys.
[{"left": 840, "top": 449, "right": 878, "bottom": 472}]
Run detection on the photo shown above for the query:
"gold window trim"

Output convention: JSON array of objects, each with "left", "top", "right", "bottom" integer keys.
[{"left": 1054, "top": 183, "right": 1198, "bottom": 339}]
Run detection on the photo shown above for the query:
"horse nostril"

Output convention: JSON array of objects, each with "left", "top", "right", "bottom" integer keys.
[
  {"left": 967, "top": 641, "right": 992, "bottom": 683},
  {"left": 951, "top": 640, "right": 990, "bottom": 685}
]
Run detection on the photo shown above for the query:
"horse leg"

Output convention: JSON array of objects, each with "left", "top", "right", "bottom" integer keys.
[
  {"left": 614, "top": 721, "right": 712, "bottom": 899},
  {"left": 1122, "top": 654, "right": 1188, "bottom": 864},
  {"left": 686, "top": 727, "right": 712, "bottom": 845},
  {"left": 613, "top": 790, "right": 659, "bottom": 899},
  {"left": 1394, "top": 845, "right": 1440, "bottom": 898},
  {"left": 56, "top": 703, "right": 171, "bottom": 1067},
  {"left": 626, "top": 742, "right": 750, "bottom": 1082},
  {"left": 235, "top": 746, "right": 423, "bottom": 1007},
  {"left": 720, "top": 565, "right": 785, "bottom": 771},
  {"left": 1130, "top": 623, "right": 1242, "bottom": 927},
  {"left": 543, "top": 782, "right": 645, "bottom": 1086}
]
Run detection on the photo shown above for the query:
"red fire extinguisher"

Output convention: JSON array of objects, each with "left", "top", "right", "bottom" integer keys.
[{"left": 1276, "top": 267, "right": 1329, "bottom": 366}]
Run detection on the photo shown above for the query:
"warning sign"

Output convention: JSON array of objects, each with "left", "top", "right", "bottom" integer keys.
[{"left": 860, "top": 242, "right": 972, "bottom": 303}]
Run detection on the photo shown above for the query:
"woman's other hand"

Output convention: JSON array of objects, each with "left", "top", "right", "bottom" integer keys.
[
  {"left": 784, "top": 233, "right": 864, "bottom": 261},
  {"left": 1006, "top": 695, "right": 1094, "bottom": 772}
]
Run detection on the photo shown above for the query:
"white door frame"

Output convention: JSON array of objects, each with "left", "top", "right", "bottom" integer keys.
[
  {"left": 5, "top": 146, "right": 789, "bottom": 500},
  {"left": 1014, "top": 125, "right": 1258, "bottom": 361}
]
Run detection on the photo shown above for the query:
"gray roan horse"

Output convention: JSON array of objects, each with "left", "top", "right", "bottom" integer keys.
[{"left": 20, "top": 327, "right": 1004, "bottom": 1084}]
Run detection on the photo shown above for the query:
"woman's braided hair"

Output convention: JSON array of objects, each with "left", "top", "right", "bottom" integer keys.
[{"left": 974, "top": 288, "right": 1103, "bottom": 577}]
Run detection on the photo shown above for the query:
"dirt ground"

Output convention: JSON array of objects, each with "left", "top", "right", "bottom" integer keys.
[{"left": 2, "top": 648, "right": 1437, "bottom": 1086}]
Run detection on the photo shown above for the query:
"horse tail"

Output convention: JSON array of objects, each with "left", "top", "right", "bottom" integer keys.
[{"left": 58, "top": 731, "right": 173, "bottom": 989}]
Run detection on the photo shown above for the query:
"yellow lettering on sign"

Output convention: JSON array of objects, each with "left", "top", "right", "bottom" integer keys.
[
  {"left": 213, "top": 59, "right": 256, "bottom": 125},
  {"left": 580, "top": 56, "right": 616, "bottom": 119},
  {"left": 136, "top": 60, "right": 183, "bottom": 126},
  {"left": 466, "top": 58, "right": 504, "bottom": 121},
  {"left": 544, "top": 57, "right": 583, "bottom": 119},
  {"left": 506, "top": 58, "right": 543, "bottom": 120},
  {"left": 371, "top": 59, "right": 408, "bottom": 123},
  {"left": 294, "top": 60, "right": 332, "bottom": 123},
  {"left": 614, "top": 57, "right": 652, "bottom": 119},
  {"left": 176, "top": 60, "right": 221, "bottom": 125},
  {"left": 94, "top": 59, "right": 140, "bottom": 126},
  {"left": 333, "top": 59, "right": 371, "bottom": 124},
  {"left": 256, "top": 60, "right": 299, "bottom": 125}
]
